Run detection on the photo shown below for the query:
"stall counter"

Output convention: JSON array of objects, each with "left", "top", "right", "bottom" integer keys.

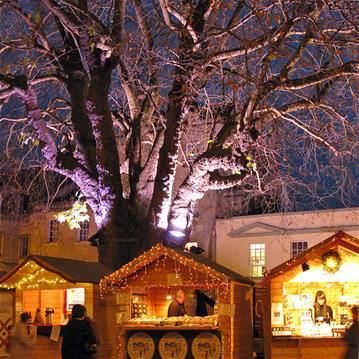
[{"left": 271, "top": 336, "right": 347, "bottom": 359}]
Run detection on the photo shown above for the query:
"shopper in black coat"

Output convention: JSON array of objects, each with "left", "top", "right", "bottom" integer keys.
[
  {"left": 343, "top": 305, "right": 359, "bottom": 359},
  {"left": 61, "top": 305, "right": 97, "bottom": 359}
]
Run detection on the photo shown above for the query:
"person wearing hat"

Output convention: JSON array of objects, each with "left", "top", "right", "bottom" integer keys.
[{"left": 61, "top": 304, "right": 97, "bottom": 359}]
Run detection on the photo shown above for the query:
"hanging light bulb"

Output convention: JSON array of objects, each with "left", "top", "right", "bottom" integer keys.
[{"left": 166, "top": 289, "right": 172, "bottom": 300}]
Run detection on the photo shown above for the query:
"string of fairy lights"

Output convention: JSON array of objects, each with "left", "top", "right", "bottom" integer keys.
[
  {"left": 100, "top": 244, "right": 232, "bottom": 297},
  {"left": 0, "top": 260, "right": 67, "bottom": 289}
]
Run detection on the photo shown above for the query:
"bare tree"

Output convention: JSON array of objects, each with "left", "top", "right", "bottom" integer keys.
[{"left": 0, "top": 0, "right": 358, "bottom": 268}]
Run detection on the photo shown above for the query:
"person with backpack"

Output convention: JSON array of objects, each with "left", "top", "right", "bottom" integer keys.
[{"left": 61, "top": 304, "right": 97, "bottom": 359}]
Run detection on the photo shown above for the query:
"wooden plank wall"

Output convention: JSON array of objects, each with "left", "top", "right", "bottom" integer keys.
[
  {"left": 232, "top": 283, "right": 253, "bottom": 359},
  {"left": 93, "top": 286, "right": 119, "bottom": 359},
  {"left": 149, "top": 287, "right": 172, "bottom": 317},
  {"left": 271, "top": 338, "right": 346, "bottom": 359},
  {"left": 218, "top": 287, "right": 231, "bottom": 359},
  {"left": 263, "top": 283, "right": 272, "bottom": 359}
]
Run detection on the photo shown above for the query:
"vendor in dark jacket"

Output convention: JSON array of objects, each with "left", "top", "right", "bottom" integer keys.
[
  {"left": 61, "top": 304, "right": 97, "bottom": 359},
  {"left": 168, "top": 289, "right": 186, "bottom": 317}
]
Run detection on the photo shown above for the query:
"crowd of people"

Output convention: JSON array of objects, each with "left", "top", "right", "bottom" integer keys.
[{"left": 6, "top": 304, "right": 98, "bottom": 359}]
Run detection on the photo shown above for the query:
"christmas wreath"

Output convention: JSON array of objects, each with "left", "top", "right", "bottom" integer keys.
[{"left": 321, "top": 250, "right": 342, "bottom": 273}]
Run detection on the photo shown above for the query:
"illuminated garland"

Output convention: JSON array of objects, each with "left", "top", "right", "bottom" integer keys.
[
  {"left": 0, "top": 260, "right": 67, "bottom": 289},
  {"left": 100, "top": 244, "right": 232, "bottom": 298},
  {"left": 321, "top": 250, "right": 342, "bottom": 273}
]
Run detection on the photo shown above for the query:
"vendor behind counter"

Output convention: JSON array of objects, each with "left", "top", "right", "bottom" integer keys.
[
  {"left": 313, "top": 290, "right": 333, "bottom": 324},
  {"left": 167, "top": 289, "right": 216, "bottom": 317}
]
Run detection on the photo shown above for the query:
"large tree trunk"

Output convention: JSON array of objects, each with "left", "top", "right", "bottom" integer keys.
[{"left": 97, "top": 201, "right": 157, "bottom": 269}]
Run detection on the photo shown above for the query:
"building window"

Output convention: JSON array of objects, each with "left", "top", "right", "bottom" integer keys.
[
  {"left": 19, "top": 235, "right": 30, "bottom": 258},
  {"left": 48, "top": 220, "right": 59, "bottom": 243},
  {"left": 250, "top": 243, "right": 266, "bottom": 277},
  {"left": 0, "top": 232, "right": 4, "bottom": 257},
  {"left": 291, "top": 241, "right": 308, "bottom": 257},
  {"left": 78, "top": 221, "right": 89, "bottom": 242}
]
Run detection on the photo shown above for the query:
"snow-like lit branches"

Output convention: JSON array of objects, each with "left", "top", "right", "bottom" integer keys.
[{"left": 0, "top": 0, "right": 358, "bottom": 266}]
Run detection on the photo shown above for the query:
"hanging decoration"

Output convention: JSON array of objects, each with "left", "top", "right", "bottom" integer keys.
[{"left": 321, "top": 250, "right": 342, "bottom": 273}]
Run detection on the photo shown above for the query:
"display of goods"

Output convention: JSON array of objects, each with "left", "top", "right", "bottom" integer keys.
[{"left": 127, "top": 315, "right": 218, "bottom": 327}]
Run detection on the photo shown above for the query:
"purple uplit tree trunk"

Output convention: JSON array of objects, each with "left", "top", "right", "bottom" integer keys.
[{"left": 0, "top": 0, "right": 358, "bottom": 269}]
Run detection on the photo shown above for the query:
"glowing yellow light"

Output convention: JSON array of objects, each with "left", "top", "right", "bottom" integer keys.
[
  {"left": 290, "top": 262, "right": 359, "bottom": 282},
  {"left": 326, "top": 258, "right": 337, "bottom": 269}
]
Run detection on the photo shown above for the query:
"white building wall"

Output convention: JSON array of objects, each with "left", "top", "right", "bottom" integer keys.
[{"left": 215, "top": 207, "right": 359, "bottom": 277}]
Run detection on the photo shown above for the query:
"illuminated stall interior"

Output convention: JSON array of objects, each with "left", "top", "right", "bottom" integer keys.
[
  {"left": 266, "top": 231, "right": 359, "bottom": 338},
  {"left": 0, "top": 255, "right": 112, "bottom": 325}
]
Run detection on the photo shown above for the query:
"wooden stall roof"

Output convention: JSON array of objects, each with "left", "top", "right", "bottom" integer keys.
[
  {"left": 0, "top": 255, "right": 112, "bottom": 285},
  {"left": 0, "top": 271, "right": 7, "bottom": 279},
  {"left": 265, "top": 231, "right": 359, "bottom": 280},
  {"left": 101, "top": 243, "right": 254, "bottom": 287}
]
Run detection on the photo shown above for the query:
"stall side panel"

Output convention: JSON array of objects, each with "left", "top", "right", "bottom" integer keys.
[
  {"left": 271, "top": 337, "right": 347, "bottom": 359},
  {"left": 263, "top": 283, "right": 272, "bottom": 359},
  {"left": 218, "top": 289, "right": 231, "bottom": 359},
  {"left": 82, "top": 283, "right": 94, "bottom": 319},
  {"left": 93, "top": 286, "right": 120, "bottom": 359},
  {"left": 232, "top": 283, "right": 253, "bottom": 359},
  {"left": 253, "top": 284, "right": 267, "bottom": 359}
]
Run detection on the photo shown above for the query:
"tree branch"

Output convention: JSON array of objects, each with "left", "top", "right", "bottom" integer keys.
[
  {"left": 134, "top": 129, "right": 164, "bottom": 217},
  {"left": 11, "top": 4, "right": 51, "bottom": 51},
  {"left": 268, "top": 61, "right": 359, "bottom": 91},
  {"left": 158, "top": 0, "right": 177, "bottom": 31},
  {"left": 268, "top": 107, "right": 340, "bottom": 156}
]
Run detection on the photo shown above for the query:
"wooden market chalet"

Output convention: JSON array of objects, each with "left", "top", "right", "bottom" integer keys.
[{"left": 100, "top": 243, "right": 255, "bottom": 359}]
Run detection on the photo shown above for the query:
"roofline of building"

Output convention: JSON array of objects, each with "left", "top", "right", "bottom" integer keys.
[
  {"left": 265, "top": 231, "right": 359, "bottom": 280},
  {"left": 217, "top": 206, "right": 359, "bottom": 223}
]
